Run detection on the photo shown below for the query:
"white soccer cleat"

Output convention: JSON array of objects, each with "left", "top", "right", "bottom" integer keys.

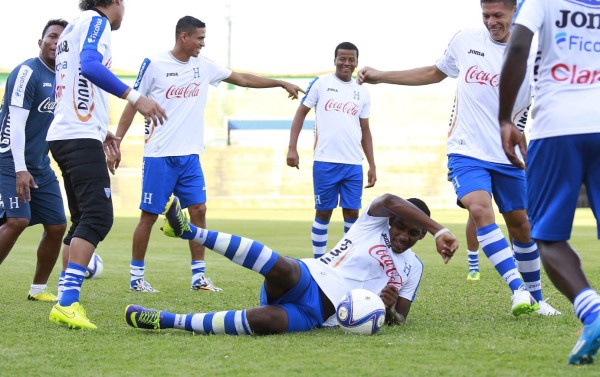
[
  {"left": 535, "top": 300, "right": 561, "bottom": 316},
  {"left": 190, "top": 276, "right": 223, "bottom": 292},
  {"left": 130, "top": 279, "right": 159, "bottom": 293},
  {"left": 511, "top": 288, "right": 538, "bottom": 317}
]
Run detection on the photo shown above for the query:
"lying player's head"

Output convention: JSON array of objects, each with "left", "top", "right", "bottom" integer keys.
[
  {"left": 388, "top": 198, "right": 430, "bottom": 254},
  {"left": 176, "top": 16, "right": 207, "bottom": 58}
]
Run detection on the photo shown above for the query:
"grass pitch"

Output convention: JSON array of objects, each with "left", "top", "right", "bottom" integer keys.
[{"left": 1, "top": 208, "right": 599, "bottom": 376}]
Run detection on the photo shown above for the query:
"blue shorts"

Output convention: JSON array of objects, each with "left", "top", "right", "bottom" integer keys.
[
  {"left": 140, "top": 155, "right": 206, "bottom": 214},
  {"left": 0, "top": 167, "right": 66, "bottom": 226},
  {"left": 313, "top": 161, "right": 362, "bottom": 211},
  {"left": 259, "top": 259, "right": 325, "bottom": 332},
  {"left": 527, "top": 134, "right": 600, "bottom": 241},
  {"left": 447, "top": 154, "right": 527, "bottom": 213}
]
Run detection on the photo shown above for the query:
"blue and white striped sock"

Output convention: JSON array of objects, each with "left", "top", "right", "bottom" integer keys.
[
  {"left": 513, "top": 240, "right": 543, "bottom": 302},
  {"left": 191, "top": 260, "right": 206, "bottom": 286},
  {"left": 478, "top": 224, "right": 523, "bottom": 292},
  {"left": 57, "top": 270, "right": 66, "bottom": 302},
  {"left": 467, "top": 250, "right": 479, "bottom": 272},
  {"left": 165, "top": 310, "right": 252, "bottom": 335},
  {"left": 190, "top": 224, "right": 279, "bottom": 277},
  {"left": 574, "top": 288, "right": 600, "bottom": 325},
  {"left": 130, "top": 259, "right": 145, "bottom": 286},
  {"left": 60, "top": 262, "right": 86, "bottom": 306},
  {"left": 343, "top": 218, "right": 356, "bottom": 235},
  {"left": 312, "top": 217, "right": 329, "bottom": 259}
]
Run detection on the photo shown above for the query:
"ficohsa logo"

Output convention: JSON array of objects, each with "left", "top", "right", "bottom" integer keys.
[{"left": 87, "top": 18, "right": 103, "bottom": 44}]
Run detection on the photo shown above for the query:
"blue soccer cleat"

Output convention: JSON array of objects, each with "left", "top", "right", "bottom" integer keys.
[
  {"left": 568, "top": 315, "right": 600, "bottom": 365},
  {"left": 125, "top": 304, "right": 163, "bottom": 330}
]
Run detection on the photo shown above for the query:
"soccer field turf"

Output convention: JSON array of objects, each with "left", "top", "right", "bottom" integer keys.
[{"left": 1, "top": 209, "right": 599, "bottom": 376}]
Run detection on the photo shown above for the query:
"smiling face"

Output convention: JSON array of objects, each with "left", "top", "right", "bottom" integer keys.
[
  {"left": 481, "top": 1, "right": 515, "bottom": 43},
  {"left": 388, "top": 217, "right": 427, "bottom": 254},
  {"left": 38, "top": 24, "right": 65, "bottom": 68},
  {"left": 182, "top": 27, "right": 206, "bottom": 58},
  {"left": 334, "top": 48, "right": 358, "bottom": 82}
]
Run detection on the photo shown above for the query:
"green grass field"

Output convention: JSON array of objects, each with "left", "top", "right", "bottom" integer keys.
[{"left": 1, "top": 208, "right": 599, "bottom": 377}]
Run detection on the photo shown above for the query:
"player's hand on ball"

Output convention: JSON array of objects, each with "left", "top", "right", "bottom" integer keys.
[{"left": 379, "top": 285, "right": 399, "bottom": 309}]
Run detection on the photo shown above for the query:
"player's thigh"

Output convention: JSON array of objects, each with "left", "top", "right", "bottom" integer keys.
[
  {"left": 581, "top": 133, "right": 600, "bottom": 239},
  {"left": 313, "top": 161, "right": 341, "bottom": 210},
  {"left": 490, "top": 164, "right": 527, "bottom": 213},
  {"left": 173, "top": 155, "right": 207, "bottom": 208},
  {"left": 140, "top": 156, "right": 178, "bottom": 214},
  {"left": 527, "top": 137, "right": 582, "bottom": 242},
  {"left": 0, "top": 169, "right": 31, "bottom": 220},
  {"left": 339, "top": 164, "right": 363, "bottom": 210},
  {"left": 447, "top": 155, "right": 493, "bottom": 202},
  {"left": 29, "top": 170, "right": 66, "bottom": 226}
]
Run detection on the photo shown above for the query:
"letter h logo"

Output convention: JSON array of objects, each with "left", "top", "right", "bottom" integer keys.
[{"left": 193, "top": 67, "right": 200, "bottom": 79}]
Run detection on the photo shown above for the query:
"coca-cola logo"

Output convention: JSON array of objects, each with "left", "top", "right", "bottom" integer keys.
[
  {"left": 166, "top": 82, "right": 201, "bottom": 99},
  {"left": 368, "top": 245, "right": 403, "bottom": 287},
  {"left": 37, "top": 97, "right": 56, "bottom": 114},
  {"left": 465, "top": 65, "right": 499, "bottom": 87},
  {"left": 324, "top": 99, "right": 359, "bottom": 115}
]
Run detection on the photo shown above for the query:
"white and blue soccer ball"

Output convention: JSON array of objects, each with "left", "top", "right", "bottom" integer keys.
[
  {"left": 84, "top": 252, "right": 104, "bottom": 279},
  {"left": 336, "top": 288, "right": 386, "bottom": 335}
]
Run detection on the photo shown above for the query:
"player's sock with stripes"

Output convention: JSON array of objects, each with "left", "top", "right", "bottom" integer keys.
[
  {"left": 157, "top": 310, "right": 253, "bottom": 335},
  {"left": 343, "top": 218, "right": 356, "bottom": 235},
  {"left": 467, "top": 249, "right": 480, "bottom": 273},
  {"left": 60, "top": 262, "right": 86, "bottom": 306},
  {"left": 130, "top": 259, "right": 145, "bottom": 286},
  {"left": 189, "top": 224, "right": 279, "bottom": 277},
  {"left": 574, "top": 288, "right": 600, "bottom": 325},
  {"left": 513, "top": 240, "right": 543, "bottom": 302},
  {"left": 56, "top": 271, "right": 65, "bottom": 302},
  {"left": 477, "top": 224, "right": 524, "bottom": 292},
  {"left": 312, "top": 217, "right": 329, "bottom": 258},
  {"left": 191, "top": 260, "right": 205, "bottom": 286},
  {"left": 29, "top": 284, "right": 47, "bottom": 296}
]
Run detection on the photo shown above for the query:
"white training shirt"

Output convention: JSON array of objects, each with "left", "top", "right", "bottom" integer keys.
[
  {"left": 301, "top": 73, "right": 370, "bottom": 165},
  {"left": 436, "top": 27, "right": 534, "bottom": 164},
  {"left": 303, "top": 201, "right": 424, "bottom": 326},
  {"left": 47, "top": 10, "right": 113, "bottom": 142},
  {"left": 516, "top": 0, "right": 600, "bottom": 139},
  {"left": 133, "top": 52, "right": 231, "bottom": 157}
]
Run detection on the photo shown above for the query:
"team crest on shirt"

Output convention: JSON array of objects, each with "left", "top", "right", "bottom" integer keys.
[{"left": 104, "top": 188, "right": 111, "bottom": 198}]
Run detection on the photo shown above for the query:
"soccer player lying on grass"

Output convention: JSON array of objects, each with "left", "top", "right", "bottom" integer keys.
[{"left": 125, "top": 194, "right": 458, "bottom": 335}]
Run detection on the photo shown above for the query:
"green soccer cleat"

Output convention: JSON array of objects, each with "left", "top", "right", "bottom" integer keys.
[
  {"left": 28, "top": 291, "right": 57, "bottom": 302},
  {"left": 466, "top": 271, "right": 480, "bottom": 281},
  {"left": 125, "top": 305, "right": 162, "bottom": 330},
  {"left": 49, "top": 302, "right": 97, "bottom": 330},
  {"left": 511, "top": 288, "right": 539, "bottom": 317},
  {"left": 161, "top": 196, "right": 190, "bottom": 238}
]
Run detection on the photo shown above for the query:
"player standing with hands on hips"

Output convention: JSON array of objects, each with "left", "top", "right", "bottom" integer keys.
[
  {"left": 47, "top": 0, "right": 166, "bottom": 330},
  {"left": 287, "top": 42, "right": 376, "bottom": 259},
  {"left": 499, "top": 0, "right": 600, "bottom": 365}
]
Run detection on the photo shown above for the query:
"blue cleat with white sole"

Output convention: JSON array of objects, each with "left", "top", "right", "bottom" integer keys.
[{"left": 568, "top": 315, "right": 600, "bottom": 365}]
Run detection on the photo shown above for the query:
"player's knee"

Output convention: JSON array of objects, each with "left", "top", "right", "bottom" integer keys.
[
  {"left": 45, "top": 223, "right": 67, "bottom": 239},
  {"left": 4, "top": 217, "right": 30, "bottom": 233},
  {"left": 246, "top": 307, "right": 288, "bottom": 335},
  {"left": 187, "top": 203, "right": 206, "bottom": 222}
]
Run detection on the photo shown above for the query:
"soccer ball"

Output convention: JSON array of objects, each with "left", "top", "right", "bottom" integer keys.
[
  {"left": 336, "top": 288, "right": 386, "bottom": 335},
  {"left": 84, "top": 252, "right": 104, "bottom": 279}
]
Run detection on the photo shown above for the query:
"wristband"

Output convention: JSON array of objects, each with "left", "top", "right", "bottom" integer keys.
[
  {"left": 126, "top": 89, "right": 141, "bottom": 105},
  {"left": 434, "top": 228, "right": 450, "bottom": 240}
]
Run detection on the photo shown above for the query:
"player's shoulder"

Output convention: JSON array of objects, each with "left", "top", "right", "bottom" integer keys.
[{"left": 451, "top": 27, "right": 486, "bottom": 43}]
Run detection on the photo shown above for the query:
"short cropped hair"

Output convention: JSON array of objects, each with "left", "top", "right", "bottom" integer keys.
[
  {"left": 176, "top": 16, "right": 206, "bottom": 39},
  {"left": 480, "top": 0, "right": 516, "bottom": 7},
  {"left": 42, "top": 19, "right": 68, "bottom": 39},
  {"left": 79, "top": 0, "right": 114, "bottom": 10},
  {"left": 335, "top": 42, "right": 359, "bottom": 59},
  {"left": 407, "top": 198, "right": 431, "bottom": 217}
]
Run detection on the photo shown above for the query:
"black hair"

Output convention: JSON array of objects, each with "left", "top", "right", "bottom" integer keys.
[
  {"left": 176, "top": 16, "right": 206, "bottom": 38},
  {"left": 335, "top": 42, "right": 359, "bottom": 59},
  {"left": 79, "top": 0, "right": 114, "bottom": 10},
  {"left": 42, "top": 19, "right": 68, "bottom": 39},
  {"left": 480, "top": 0, "right": 516, "bottom": 7},
  {"left": 407, "top": 198, "right": 431, "bottom": 217}
]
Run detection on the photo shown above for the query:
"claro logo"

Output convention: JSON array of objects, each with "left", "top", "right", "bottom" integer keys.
[{"left": 551, "top": 63, "right": 600, "bottom": 84}]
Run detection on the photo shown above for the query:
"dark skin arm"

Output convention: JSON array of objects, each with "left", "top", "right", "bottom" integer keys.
[
  {"left": 498, "top": 24, "right": 534, "bottom": 170},
  {"left": 380, "top": 285, "right": 411, "bottom": 324}
]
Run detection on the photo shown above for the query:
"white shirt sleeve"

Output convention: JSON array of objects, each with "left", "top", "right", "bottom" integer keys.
[
  {"left": 8, "top": 105, "right": 29, "bottom": 172},
  {"left": 515, "top": 0, "right": 545, "bottom": 33},
  {"left": 436, "top": 31, "right": 461, "bottom": 79}
]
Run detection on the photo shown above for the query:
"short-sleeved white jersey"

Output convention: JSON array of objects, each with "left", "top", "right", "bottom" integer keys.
[
  {"left": 516, "top": 0, "right": 600, "bottom": 139},
  {"left": 436, "top": 28, "right": 533, "bottom": 164},
  {"left": 301, "top": 73, "right": 370, "bottom": 165},
  {"left": 303, "top": 201, "right": 424, "bottom": 326},
  {"left": 47, "top": 10, "right": 113, "bottom": 142},
  {"left": 133, "top": 52, "right": 231, "bottom": 157}
]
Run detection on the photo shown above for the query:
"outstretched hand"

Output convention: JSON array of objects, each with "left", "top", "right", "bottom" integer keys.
[
  {"left": 135, "top": 96, "right": 167, "bottom": 127},
  {"left": 357, "top": 66, "right": 381, "bottom": 85},
  {"left": 500, "top": 120, "right": 526, "bottom": 170},
  {"left": 435, "top": 231, "right": 458, "bottom": 264},
  {"left": 282, "top": 82, "right": 305, "bottom": 100}
]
